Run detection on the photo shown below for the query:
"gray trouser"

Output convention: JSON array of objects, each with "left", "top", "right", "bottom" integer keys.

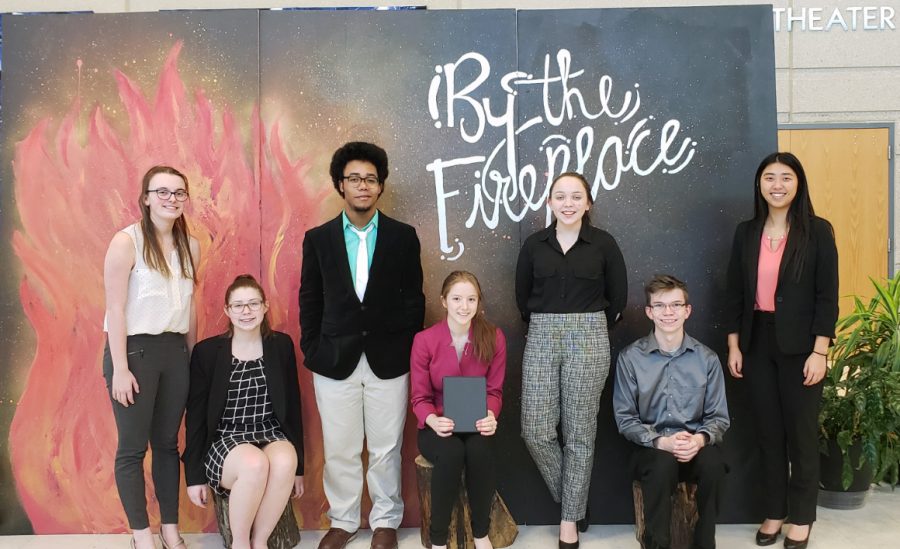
[
  {"left": 103, "top": 333, "right": 189, "bottom": 530},
  {"left": 521, "top": 312, "right": 610, "bottom": 522}
]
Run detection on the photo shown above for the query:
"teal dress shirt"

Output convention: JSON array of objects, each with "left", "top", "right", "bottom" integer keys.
[{"left": 342, "top": 210, "right": 379, "bottom": 284}]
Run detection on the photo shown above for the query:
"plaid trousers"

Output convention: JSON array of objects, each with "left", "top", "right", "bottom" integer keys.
[{"left": 521, "top": 311, "right": 610, "bottom": 522}]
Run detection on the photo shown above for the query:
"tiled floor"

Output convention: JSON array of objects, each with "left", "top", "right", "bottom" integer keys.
[{"left": 2, "top": 485, "right": 897, "bottom": 548}]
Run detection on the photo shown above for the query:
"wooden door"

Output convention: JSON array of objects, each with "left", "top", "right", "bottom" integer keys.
[{"left": 778, "top": 128, "right": 891, "bottom": 317}]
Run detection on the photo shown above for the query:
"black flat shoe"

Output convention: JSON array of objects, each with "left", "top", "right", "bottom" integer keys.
[
  {"left": 783, "top": 524, "right": 812, "bottom": 549},
  {"left": 559, "top": 540, "right": 579, "bottom": 549},
  {"left": 577, "top": 505, "right": 590, "bottom": 533},
  {"left": 755, "top": 529, "right": 780, "bottom": 546}
]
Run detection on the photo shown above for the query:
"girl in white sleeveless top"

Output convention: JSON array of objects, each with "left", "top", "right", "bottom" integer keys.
[{"left": 103, "top": 165, "right": 200, "bottom": 549}]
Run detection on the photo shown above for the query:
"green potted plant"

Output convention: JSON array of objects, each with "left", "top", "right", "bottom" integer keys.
[{"left": 819, "top": 274, "right": 900, "bottom": 509}]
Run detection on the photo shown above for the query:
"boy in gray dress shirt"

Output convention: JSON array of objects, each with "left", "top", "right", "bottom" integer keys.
[{"left": 614, "top": 274, "right": 730, "bottom": 549}]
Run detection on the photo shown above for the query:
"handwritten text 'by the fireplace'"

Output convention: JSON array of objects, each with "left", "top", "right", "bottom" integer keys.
[{"left": 426, "top": 49, "right": 697, "bottom": 260}]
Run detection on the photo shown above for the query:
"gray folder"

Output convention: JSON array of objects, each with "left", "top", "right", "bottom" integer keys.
[{"left": 443, "top": 376, "right": 487, "bottom": 433}]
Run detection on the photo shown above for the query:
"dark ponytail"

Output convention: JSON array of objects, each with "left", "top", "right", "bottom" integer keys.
[
  {"left": 223, "top": 274, "right": 272, "bottom": 338},
  {"left": 549, "top": 171, "right": 594, "bottom": 223}
]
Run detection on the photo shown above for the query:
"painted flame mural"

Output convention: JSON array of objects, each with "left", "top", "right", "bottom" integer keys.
[{"left": 7, "top": 42, "right": 331, "bottom": 533}]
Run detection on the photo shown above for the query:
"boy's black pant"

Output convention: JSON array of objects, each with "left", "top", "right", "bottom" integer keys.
[{"left": 632, "top": 444, "right": 726, "bottom": 549}]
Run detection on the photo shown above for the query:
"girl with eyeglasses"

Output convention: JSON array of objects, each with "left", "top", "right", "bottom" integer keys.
[
  {"left": 725, "top": 152, "right": 838, "bottom": 549},
  {"left": 103, "top": 165, "right": 199, "bottom": 549},
  {"left": 515, "top": 172, "right": 627, "bottom": 549},
  {"left": 183, "top": 274, "right": 305, "bottom": 549}
]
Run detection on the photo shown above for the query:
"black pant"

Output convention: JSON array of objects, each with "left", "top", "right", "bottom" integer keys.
[
  {"left": 103, "top": 333, "right": 190, "bottom": 529},
  {"left": 632, "top": 445, "right": 726, "bottom": 549},
  {"left": 744, "top": 311, "right": 823, "bottom": 525},
  {"left": 418, "top": 428, "right": 495, "bottom": 545}
]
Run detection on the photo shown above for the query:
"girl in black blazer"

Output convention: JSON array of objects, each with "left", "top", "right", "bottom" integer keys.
[
  {"left": 725, "top": 153, "right": 838, "bottom": 549},
  {"left": 183, "top": 275, "right": 304, "bottom": 549}
]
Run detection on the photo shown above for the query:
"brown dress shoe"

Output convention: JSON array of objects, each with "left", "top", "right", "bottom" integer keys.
[
  {"left": 370, "top": 527, "right": 399, "bottom": 549},
  {"left": 318, "top": 527, "right": 357, "bottom": 549}
]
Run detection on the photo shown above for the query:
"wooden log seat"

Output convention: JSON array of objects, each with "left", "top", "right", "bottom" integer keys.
[
  {"left": 212, "top": 490, "right": 301, "bottom": 549},
  {"left": 632, "top": 480, "right": 699, "bottom": 549},
  {"left": 414, "top": 454, "right": 518, "bottom": 549}
]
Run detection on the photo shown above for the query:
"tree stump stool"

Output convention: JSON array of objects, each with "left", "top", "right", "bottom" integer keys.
[
  {"left": 212, "top": 491, "right": 301, "bottom": 549},
  {"left": 632, "top": 481, "right": 698, "bottom": 549},
  {"left": 414, "top": 455, "right": 518, "bottom": 549}
]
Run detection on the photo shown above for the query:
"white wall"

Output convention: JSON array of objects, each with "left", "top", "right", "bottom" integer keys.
[{"left": 4, "top": 0, "right": 898, "bottom": 266}]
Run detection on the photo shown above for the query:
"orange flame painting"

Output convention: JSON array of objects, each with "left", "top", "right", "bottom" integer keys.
[{"left": 7, "top": 41, "right": 333, "bottom": 533}]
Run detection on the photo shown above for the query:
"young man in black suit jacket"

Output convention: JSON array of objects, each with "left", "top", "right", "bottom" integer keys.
[{"left": 300, "top": 142, "right": 425, "bottom": 549}]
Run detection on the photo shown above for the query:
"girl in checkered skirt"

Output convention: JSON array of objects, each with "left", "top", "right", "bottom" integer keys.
[{"left": 183, "top": 274, "right": 305, "bottom": 549}]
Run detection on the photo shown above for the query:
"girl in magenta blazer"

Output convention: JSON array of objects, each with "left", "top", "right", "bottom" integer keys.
[{"left": 410, "top": 271, "right": 507, "bottom": 549}]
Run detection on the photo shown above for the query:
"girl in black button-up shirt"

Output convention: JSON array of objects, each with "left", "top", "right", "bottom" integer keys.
[{"left": 516, "top": 172, "right": 627, "bottom": 549}]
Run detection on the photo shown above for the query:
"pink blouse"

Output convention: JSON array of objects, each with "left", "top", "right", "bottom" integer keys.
[
  {"left": 755, "top": 232, "right": 787, "bottom": 312},
  {"left": 409, "top": 319, "right": 506, "bottom": 429}
]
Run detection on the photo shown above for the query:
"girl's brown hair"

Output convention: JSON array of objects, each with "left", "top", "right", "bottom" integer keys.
[
  {"left": 441, "top": 271, "right": 496, "bottom": 363},
  {"left": 549, "top": 171, "right": 594, "bottom": 222},
  {"left": 224, "top": 274, "right": 272, "bottom": 338},
  {"left": 139, "top": 165, "right": 195, "bottom": 280}
]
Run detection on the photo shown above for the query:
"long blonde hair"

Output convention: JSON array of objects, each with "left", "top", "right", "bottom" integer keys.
[{"left": 138, "top": 165, "right": 194, "bottom": 279}]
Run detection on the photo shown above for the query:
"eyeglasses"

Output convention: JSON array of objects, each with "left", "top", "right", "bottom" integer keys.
[
  {"left": 147, "top": 188, "right": 190, "bottom": 201},
  {"left": 649, "top": 302, "right": 687, "bottom": 313},
  {"left": 227, "top": 300, "right": 264, "bottom": 313},
  {"left": 341, "top": 174, "right": 381, "bottom": 189}
]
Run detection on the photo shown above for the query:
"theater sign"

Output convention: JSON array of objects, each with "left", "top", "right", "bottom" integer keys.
[{"left": 773, "top": 5, "right": 896, "bottom": 31}]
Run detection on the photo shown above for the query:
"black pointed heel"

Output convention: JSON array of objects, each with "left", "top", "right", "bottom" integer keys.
[
  {"left": 755, "top": 529, "right": 780, "bottom": 546},
  {"left": 783, "top": 524, "right": 812, "bottom": 549}
]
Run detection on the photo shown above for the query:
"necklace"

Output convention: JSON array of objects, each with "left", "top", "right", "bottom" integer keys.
[
  {"left": 764, "top": 224, "right": 788, "bottom": 241},
  {"left": 764, "top": 230, "right": 787, "bottom": 251}
]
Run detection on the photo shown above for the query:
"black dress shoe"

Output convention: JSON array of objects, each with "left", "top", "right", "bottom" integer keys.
[
  {"left": 558, "top": 539, "right": 579, "bottom": 549},
  {"left": 755, "top": 529, "right": 780, "bottom": 546},
  {"left": 577, "top": 505, "right": 590, "bottom": 533},
  {"left": 783, "top": 524, "right": 812, "bottom": 549},
  {"left": 782, "top": 537, "right": 808, "bottom": 549}
]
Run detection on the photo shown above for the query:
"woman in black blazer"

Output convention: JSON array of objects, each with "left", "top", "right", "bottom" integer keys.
[
  {"left": 725, "top": 152, "right": 838, "bottom": 549},
  {"left": 183, "top": 275, "right": 304, "bottom": 549}
]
